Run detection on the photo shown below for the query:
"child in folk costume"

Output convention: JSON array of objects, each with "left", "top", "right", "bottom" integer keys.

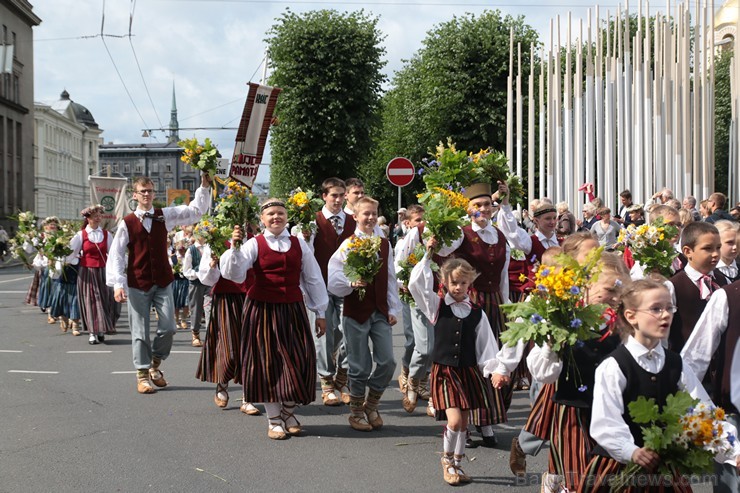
[
  {"left": 220, "top": 199, "right": 328, "bottom": 440},
  {"left": 184, "top": 233, "right": 208, "bottom": 348},
  {"left": 408, "top": 238, "right": 500, "bottom": 485},
  {"left": 170, "top": 241, "right": 190, "bottom": 331},
  {"left": 527, "top": 253, "right": 630, "bottom": 492},
  {"left": 328, "top": 197, "right": 400, "bottom": 432},
  {"left": 714, "top": 220, "right": 740, "bottom": 283},
  {"left": 34, "top": 217, "right": 60, "bottom": 323},
  {"left": 68, "top": 205, "right": 116, "bottom": 344},
  {"left": 580, "top": 279, "right": 740, "bottom": 493}
]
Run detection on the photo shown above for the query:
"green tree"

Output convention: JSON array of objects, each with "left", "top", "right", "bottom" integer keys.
[
  {"left": 266, "top": 10, "right": 386, "bottom": 198},
  {"left": 365, "top": 11, "right": 540, "bottom": 212},
  {"left": 714, "top": 48, "right": 732, "bottom": 195}
]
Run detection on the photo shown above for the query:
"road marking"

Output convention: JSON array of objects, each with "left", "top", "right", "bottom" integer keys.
[
  {"left": 0, "top": 275, "right": 33, "bottom": 284},
  {"left": 67, "top": 350, "right": 112, "bottom": 354},
  {"left": 111, "top": 371, "right": 137, "bottom": 374},
  {"left": 0, "top": 291, "right": 27, "bottom": 294},
  {"left": 0, "top": 350, "right": 23, "bottom": 353},
  {"left": 171, "top": 350, "right": 200, "bottom": 354},
  {"left": 8, "top": 370, "right": 59, "bottom": 374}
]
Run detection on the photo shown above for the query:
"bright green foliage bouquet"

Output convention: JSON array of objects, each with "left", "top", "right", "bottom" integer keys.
[
  {"left": 609, "top": 392, "right": 734, "bottom": 492},
  {"left": 396, "top": 244, "right": 438, "bottom": 305},
  {"left": 214, "top": 179, "right": 259, "bottom": 249},
  {"left": 416, "top": 187, "right": 470, "bottom": 251},
  {"left": 470, "top": 148, "right": 525, "bottom": 206},
  {"left": 41, "top": 222, "right": 76, "bottom": 261},
  {"left": 286, "top": 187, "right": 323, "bottom": 237},
  {"left": 501, "top": 249, "right": 608, "bottom": 356},
  {"left": 343, "top": 235, "right": 383, "bottom": 301},
  {"left": 194, "top": 215, "right": 233, "bottom": 259},
  {"left": 9, "top": 211, "right": 38, "bottom": 269},
  {"left": 418, "top": 139, "right": 483, "bottom": 191},
  {"left": 179, "top": 137, "right": 220, "bottom": 179},
  {"left": 616, "top": 217, "right": 680, "bottom": 277}
]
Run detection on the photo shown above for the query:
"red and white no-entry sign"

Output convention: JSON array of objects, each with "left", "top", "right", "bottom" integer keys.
[{"left": 386, "top": 157, "right": 415, "bottom": 187}]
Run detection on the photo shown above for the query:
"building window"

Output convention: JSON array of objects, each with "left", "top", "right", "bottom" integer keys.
[
  {"left": 135, "top": 163, "right": 143, "bottom": 174},
  {"left": 165, "top": 163, "right": 172, "bottom": 172},
  {"left": 165, "top": 179, "right": 173, "bottom": 191},
  {"left": 182, "top": 180, "right": 194, "bottom": 192},
  {"left": 123, "top": 163, "right": 130, "bottom": 174}
]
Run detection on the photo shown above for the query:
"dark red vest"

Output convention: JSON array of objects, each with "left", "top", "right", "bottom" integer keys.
[
  {"left": 313, "top": 212, "right": 355, "bottom": 284},
  {"left": 246, "top": 234, "right": 303, "bottom": 303},
  {"left": 123, "top": 210, "right": 174, "bottom": 291},
  {"left": 343, "top": 237, "right": 390, "bottom": 324},
  {"left": 80, "top": 229, "right": 108, "bottom": 268},
  {"left": 714, "top": 282, "right": 740, "bottom": 414},
  {"left": 456, "top": 225, "right": 506, "bottom": 294}
]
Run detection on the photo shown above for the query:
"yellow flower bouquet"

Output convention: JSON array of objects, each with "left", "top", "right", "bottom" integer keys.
[
  {"left": 343, "top": 235, "right": 383, "bottom": 301},
  {"left": 396, "top": 244, "right": 438, "bottom": 305},
  {"left": 416, "top": 187, "right": 470, "bottom": 252},
  {"left": 285, "top": 187, "right": 323, "bottom": 237},
  {"left": 616, "top": 217, "right": 680, "bottom": 277},
  {"left": 179, "top": 137, "right": 220, "bottom": 179}
]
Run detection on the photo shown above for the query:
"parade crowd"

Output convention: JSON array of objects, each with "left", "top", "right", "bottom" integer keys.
[{"left": 12, "top": 171, "right": 740, "bottom": 492}]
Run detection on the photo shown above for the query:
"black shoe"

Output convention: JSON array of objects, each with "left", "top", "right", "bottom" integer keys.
[
  {"left": 88, "top": 334, "right": 99, "bottom": 345},
  {"left": 465, "top": 430, "right": 479, "bottom": 448},
  {"left": 98, "top": 335, "right": 105, "bottom": 342},
  {"left": 481, "top": 433, "right": 498, "bottom": 448}
]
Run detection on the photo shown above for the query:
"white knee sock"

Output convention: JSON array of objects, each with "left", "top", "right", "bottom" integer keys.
[
  {"left": 454, "top": 429, "right": 466, "bottom": 458},
  {"left": 443, "top": 425, "right": 457, "bottom": 454}
]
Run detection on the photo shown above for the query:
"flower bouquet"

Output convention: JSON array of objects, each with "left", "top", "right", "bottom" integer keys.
[
  {"left": 609, "top": 392, "right": 736, "bottom": 493},
  {"left": 41, "top": 221, "right": 78, "bottom": 279},
  {"left": 470, "top": 148, "right": 525, "bottom": 206},
  {"left": 285, "top": 187, "right": 323, "bottom": 237},
  {"left": 418, "top": 139, "right": 483, "bottom": 191},
  {"left": 343, "top": 235, "right": 383, "bottom": 301},
  {"left": 213, "top": 179, "right": 259, "bottom": 249},
  {"left": 416, "top": 187, "right": 470, "bottom": 251},
  {"left": 179, "top": 137, "right": 220, "bottom": 179},
  {"left": 194, "top": 214, "right": 233, "bottom": 259},
  {"left": 615, "top": 218, "right": 680, "bottom": 278},
  {"left": 8, "top": 211, "right": 39, "bottom": 269},
  {"left": 396, "top": 244, "right": 438, "bottom": 305},
  {"left": 500, "top": 248, "right": 609, "bottom": 357}
]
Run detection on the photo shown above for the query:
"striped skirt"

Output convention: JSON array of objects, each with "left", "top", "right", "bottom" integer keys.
[
  {"left": 37, "top": 268, "right": 53, "bottom": 310},
  {"left": 525, "top": 382, "right": 556, "bottom": 439},
  {"left": 77, "top": 266, "right": 116, "bottom": 335},
  {"left": 196, "top": 292, "right": 245, "bottom": 385},
  {"left": 578, "top": 454, "right": 693, "bottom": 493},
  {"left": 241, "top": 298, "right": 316, "bottom": 405},
  {"left": 431, "top": 362, "right": 502, "bottom": 424},
  {"left": 172, "top": 277, "right": 189, "bottom": 309},
  {"left": 25, "top": 271, "right": 40, "bottom": 306},
  {"left": 49, "top": 266, "right": 80, "bottom": 320},
  {"left": 473, "top": 290, "right": 510, "bottom": 422},
  {"left": 549, "top": 403, "right": 594, "bottom": 491}
]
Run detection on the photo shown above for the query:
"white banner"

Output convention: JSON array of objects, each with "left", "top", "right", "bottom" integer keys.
[
  {"left": 229, "top": 82, "right": 281, "bottom": 188},
  {"left": 215, "top": 158, "right": 231, "bottom": 181},
  {"left": 88, "top": 176, "right": 128, "bottom": 231}
]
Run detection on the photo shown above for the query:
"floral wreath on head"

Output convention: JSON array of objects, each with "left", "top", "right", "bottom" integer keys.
[
  {"left": 42, "top": 216, "right": 60, "bottom": 227},
  {"left": 80, "top": 204, "right": 105, "bottom": 218}
]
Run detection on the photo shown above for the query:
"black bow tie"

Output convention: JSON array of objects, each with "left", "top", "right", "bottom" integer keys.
[{"left": 142, "top": 212, "right": 165, "bottom": 223}]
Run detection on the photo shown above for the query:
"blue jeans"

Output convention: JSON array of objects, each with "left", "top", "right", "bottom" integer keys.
[
  {"left": 127, "top": 284, "right": 176, "bottom": 370},
  {"left": 312, "top": 293, "right": 347, "bottom": 378},
  {"left": 343, "top": 310, "right": 396, "bottom": 397}
]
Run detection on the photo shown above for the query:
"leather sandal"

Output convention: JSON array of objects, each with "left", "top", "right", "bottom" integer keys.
[
  {"left": 441, "top": 456, "right": 460, "bottom": 485},
  {"left": 364, "top": 405, "right": 383, "bottom": 430},
  {"left": 280, "top": 406, "right": 302, "bottom": 435},
  {"left": 240, "top": 402, "right": 261, "bottom": 416},
  {"left": 214, "top": 384, "right": 228, "bottom": 408},
  {"left": 454, "top": 455, "right": 472, "bottom": 483},
  {"left": 321, "top": 390, "right": 340, "bottom": 406},
  {"left": 137, "top": 377, "right": 155, "bottom": 394},
  {"left": 267, "top": 418, "right": 289, "bottom": 440},
  {"left": 348, "top": 414, "right": 373, "bottom": 432},
  {"left": 148, "top": 368, "right": 167, "bottom": 388}
]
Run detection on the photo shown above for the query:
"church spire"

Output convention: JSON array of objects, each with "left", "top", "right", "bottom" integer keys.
[{"left": 168, "top": 81, "right": 179, "bottom": 144}]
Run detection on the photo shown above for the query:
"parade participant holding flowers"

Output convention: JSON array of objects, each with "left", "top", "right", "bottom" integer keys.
[{"left": 220, "top": 198, "right": 328, "bottom": 440}]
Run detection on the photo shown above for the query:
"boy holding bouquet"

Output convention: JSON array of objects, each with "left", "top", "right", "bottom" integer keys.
[{"left": 328, "top": 197, "right": 401, "bottom": 431}]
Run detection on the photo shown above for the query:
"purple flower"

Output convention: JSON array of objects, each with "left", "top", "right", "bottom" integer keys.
[
  {"left": 570, "top": 318, "right": 583, "bottom": 328},
  {"left": 537, "top": 284, "right": 547, "bottom": 292},
  {"left": 541, "top": 268, "right": 550, "bottom": 277},
  {"left": 417, "top": 168, "right": 425, "bottom": 176},
  {"left": 530, "top": 314, "right": 543, "bottom": 324},
  {"left": 473, "top": 211, "right": 481, "bottom": 218},
  {"left": 530, "top": 254, "right": 538, "bottom": 263},
  {"left": 578, "top": 385, "right": 588, "bottom": 392},
  {"left": 429, "top": 160, "right": 439, "bottom": 167},
  {"left": 575, "top": 340, "right": 585, "bottom": 348},
  {"left": 461, "top": 187, "right": 466, "bottom": 193},
  {"left": 729, "top": 433, "right": 736, "bottom": 446},
  {"left": 569, "top": 286, "right": 580, "bottom": 295},
  {"left": 614, "top": 279, "right": 623, "bottom": 287}
]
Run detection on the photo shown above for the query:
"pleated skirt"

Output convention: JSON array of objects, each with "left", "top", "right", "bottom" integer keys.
[
  {"left": 241, "top": 298, "right": 316, "bottom": 405},
  {"left": 25, "top": 271, "right": 40, "bottom": 306},
  {"left": 549, "top": 403, "right": 594, "bottom": 491},
  {"left": 472, "top": 290, "right": 509, "bottom": 423},
  {"left": 77, "top": 266, "right": 116, "bottom": 335},
  {"left": 50, "top": 266, "right": 80, "bottom": 320},
  {"left": 172, "top": 277, "right": 189, "bottom": 309},
  {"left": 37, "top": 268, "right": 53, "bottom": 309},
  {"left": 431, "top": 362, "right": 500, "bottom": 424},
  {"left": 525, "top": 382, "right": 556, "bottom": 439},
  {"left": 196, "top": 292, "right": 245, "bottom": 385},
  {"left": 578, "top": 454, "right": 693, "bottom": 493}
]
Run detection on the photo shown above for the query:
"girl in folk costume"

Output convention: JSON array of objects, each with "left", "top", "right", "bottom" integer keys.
[
  {"left": 526, "top": 252, "right": 630, "bottom": 492},
  {"left": 196, "top": 231, "right": 260, "bottom": 415},
  {"left": 170, "top": 240, "right": 190, "bottom": 330},
  {"left": 48, "top": 223, "right": 82, "bottom": 335},
  {"left": 33, "top": 217, "right": 60, "bottom": 323},
  {"left": 714, "top": 220, "right": 740, "bottom": 283},
  {"left": 437, "top": 181, "right": 511, "bottom": 445},
  {"left": 68, "top": 205, "right": 117, "bottom": 344},
  {"left": 579, "top": 279, "right": 740, "bottom": 493},
  {"left": 408, "top": 238, "right": 501, "bottom": 485},
  {"left": 220, "top": 199, "right": 328, "bottom": 440}
]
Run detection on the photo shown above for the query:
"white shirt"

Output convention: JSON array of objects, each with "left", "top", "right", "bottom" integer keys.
[
  {"left": 408, "top": 253, "right": 500, "bottom": 377},
  {"left": 300, "top": 206, "right": 348, "bottom": 249},
  {"left": 717, "top": 259, "right": 739, "bottom": 281},
  {"left": 183, "top": 242, "right": 205, "bottom": 281},
  {"left": 436, "top": 220, "right": 511, "bottom": 303},
  {"left": 591, "top": 336, "right": 739, "bottom": 465},
  {"left": 220, "top": 229, "right": 328, "bottom": 317},
  {"left": 106, "top": 185, "right": 210, "bottom": 292},
  {"left": 327, "top": 229, "right": 401, "bottom": 318},
  {"left": 665, "top": 264, "right": 720, "bottom": 304},
  {"left": 197, "top": 244, "right": 221, "bottom": 287},
  {"left": 68, "top": 226, "right": 113, "bottom": 267}
]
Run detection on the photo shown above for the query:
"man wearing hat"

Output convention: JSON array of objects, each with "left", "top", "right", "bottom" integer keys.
[{"left": 436, "top": 181, "right": 512, "bottom": 446}]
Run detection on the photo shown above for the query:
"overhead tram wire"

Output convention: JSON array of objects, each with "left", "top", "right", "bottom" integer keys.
[{"left": 128, "top": 0, "right": 164, "bottom": 129}]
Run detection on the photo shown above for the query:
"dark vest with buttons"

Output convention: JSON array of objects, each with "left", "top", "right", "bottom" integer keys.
[
  {"left": 123, "top": 209, "right": 174, "bottom": 291},
  {"left": 594, "top": 345, "right": 682, "bottom": 457},
  {"left": 553, "top": 329, "right": 621, "bottom": 408},
  {"left": 710, "top": 282, "right": 740, "bottom": 415},
  {"left": 668, "top": 269, "right": 729, "bottom": 352},
  {"left": 314, "top": 212, "right": 355, "bottom": 285},
  {"left": 431, "top": 301, "right": 482, "bottom": 368},
  {"left": 456, "top": 224, "right": 506, "bottom": 294},
  {"left": 188, "top": 244, "right": 203, "bottom": 286},
  {"left": 342, "top": 237, "right": 390, "bottom": 324}
]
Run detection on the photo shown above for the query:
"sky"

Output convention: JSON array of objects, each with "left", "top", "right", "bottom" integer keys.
[{"left": 31, "top": 0, "right": 725, "bottom": 184}]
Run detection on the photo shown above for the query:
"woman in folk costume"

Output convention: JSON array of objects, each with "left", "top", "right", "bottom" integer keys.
[
  {"left": 170, "top": 240, "right": 190, "bottom": 330},
  {"left": 437, "top": 181, "right": 510, "bottom": 446},
  {"left": 48, "top": 224, "right": 82, "bottom": 335},
  {"left": 220, "top": 199, "right": 328, "bottom": 440},
  {"left": 68, "top": 205, "right": 117, "bottom": 344},
  {"left": 33, "top": 217, "right": 60, "bottom": 323}
]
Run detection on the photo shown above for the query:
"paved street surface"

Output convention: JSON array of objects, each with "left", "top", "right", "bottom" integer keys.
[{"left": 0, "top": 264, "right": 715, "bottom": 492}]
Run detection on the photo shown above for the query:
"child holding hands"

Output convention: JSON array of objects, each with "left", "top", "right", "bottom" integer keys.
[{"left": 409, "top": 236, "right": 501, "bottom": 486}]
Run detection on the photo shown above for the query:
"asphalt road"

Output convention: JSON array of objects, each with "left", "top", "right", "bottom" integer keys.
[{"left": 0, "top": 264, "right": 715, "bottom": 492}]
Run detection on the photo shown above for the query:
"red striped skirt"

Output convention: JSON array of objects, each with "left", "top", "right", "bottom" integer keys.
[
  {"left": 431, "top": 362, "right": 503, "bottom": 424},
  {"left": 549, "top": 403, "right": 594, "bottom": 491},
  {"left": 240, "top": 298, "right": 316, "bottom": 405},
  {"left": 578, "top": 454, "right": 693, "bottom": 493},
  {"left": 474, "top": 290, "right": 510, "bottom": 422},
  {"left": 525, "top": 383, "right": 556, "bottom": 439},
  {"left": 77, "top": 266, "right": 116, "bottom": 335},
  {"left": 25, "top": 271, "right": 40, "bottom": 306},
  {"left": 196, "top": 292, "right": 245, "bottom": 385}
]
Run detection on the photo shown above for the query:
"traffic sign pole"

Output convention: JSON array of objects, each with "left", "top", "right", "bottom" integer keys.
[{"left": 386, "top": 157, "right": 415, "bottom": 213}]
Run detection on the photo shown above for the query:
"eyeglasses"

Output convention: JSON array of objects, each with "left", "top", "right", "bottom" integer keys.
[
  {"left": 136, "top": 189, "right": 154, "bottom": 195},
  {"left": 635, "top": 305, "right": 677, "bottom": 317}
]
